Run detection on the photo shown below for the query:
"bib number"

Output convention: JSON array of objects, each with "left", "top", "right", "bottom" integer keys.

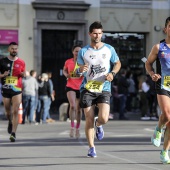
[
  {"left": 70, "top": 71, "right": 79, "bottom": 78},
  {"left": 5, "top": 76, "right": 18, "bottom": 85},
  {"left": 85, "top": 80, "right": 103, "bottom": 93}
]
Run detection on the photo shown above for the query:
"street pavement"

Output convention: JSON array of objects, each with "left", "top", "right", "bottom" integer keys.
[{"left": 0, "top": 116, "right": 169, "bottom": 170}]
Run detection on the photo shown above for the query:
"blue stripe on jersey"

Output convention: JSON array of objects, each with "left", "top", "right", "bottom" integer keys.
[{"left": 77, "top": 43, "right": 119, "bottom": 92}]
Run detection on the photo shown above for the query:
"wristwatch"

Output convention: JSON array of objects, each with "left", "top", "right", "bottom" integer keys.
[{"left": 110, "top": 71, "right": 116, "bottom": 77}]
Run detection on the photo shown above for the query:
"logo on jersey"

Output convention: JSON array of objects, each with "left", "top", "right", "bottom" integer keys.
[
  {"left": 162, "top": 46, "right": 167, "bottom": 51},
  {"left": 15, "top": 64, "right": 19, "bottom": 68},
  {"left": 161, "top": 52, "right": 165, "bottom": 57},
  {"left": 7, "top": 64, "right": 10, "bottom": 67},
  {"left": 102, "top": 54, "right": 106, "bottom": 59},
  {"left": 89, "top": 55, "right": 96, "bottom": 59},
  {"left": 89, "top": 64, "right": 106, "bottom": 77},
  {"left": 161, "top": 52, "right": 170, "bottom": 58}
]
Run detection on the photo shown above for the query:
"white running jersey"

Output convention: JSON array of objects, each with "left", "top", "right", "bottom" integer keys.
[{"left": 77, "top": 43, "right": 119, "bottom": 93}]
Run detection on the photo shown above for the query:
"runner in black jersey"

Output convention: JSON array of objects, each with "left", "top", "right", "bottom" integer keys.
[
  {"left": 145, "top": 17, "right": 170, "bottom": 164},
  {"left": 0, "top": 42, "right": 26, "bottom": 142}
]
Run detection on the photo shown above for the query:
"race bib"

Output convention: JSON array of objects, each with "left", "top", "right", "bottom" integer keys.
[
  {"left": 85, "top": 80, "right": 103, "bottom": 93},
  {"left": 69, "top": 62, "right": 80, "bottom": 79},
  {"left": 5, "top": 76, "right": 18, "bottom": 85},
  {"left": 70, "top": 71, "right": 80, "bottom": 78}
]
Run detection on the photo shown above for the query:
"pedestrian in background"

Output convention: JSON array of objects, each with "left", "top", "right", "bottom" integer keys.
[
  {"left": 30, "top": 69, "right": 39, "bottom": 121},
  {"left": 117, "top": 68, "right": 129, "bottom": 120},
  {"left": 22, "top": 70, "right": 38, "bottom": 124},
  {"left": 126, "top": 70, "right": 136, "bottom": 112},
  {"left": 36, "top": 73, "right": 51, "bottom": 124},
  {"left": 46, "top": 71, "right": 55, "bottom": 123},
  {"left": 138, "top": 75, "right": 150, "bottom": 120}
]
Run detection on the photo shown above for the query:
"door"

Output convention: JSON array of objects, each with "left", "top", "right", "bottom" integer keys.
[{"left": 41, "top": 30, "right": 77, "bottom": 109}]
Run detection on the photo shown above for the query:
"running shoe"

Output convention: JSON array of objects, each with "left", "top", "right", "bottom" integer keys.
[
  {"left": 75, "top": 129, "right": 80, "bottom": 138},
  {"left": 9, "top": 133, "right": 16, "bottom": 142},
  {"left": 70, "top": 128, "right": 74, "bottom": 138},
  {"left": 87, "top": 147, "right": 97, "bottom": 158},
  {"left": 160, "top": 150, "right": 170, "bottom": 164},
  {"left": 151, "top": 126, "right": 162, "bottom": 147},
  {"left": 95, "top": 117, "right": 104, "bottom": 140},
  {"left": 8, "top": 121, "right": 12, "bottom": 134}
]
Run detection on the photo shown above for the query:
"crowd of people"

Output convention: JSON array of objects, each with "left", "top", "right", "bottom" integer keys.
[
  {"left": 22, "top": 70, "right": 55, "bottom": 125},
  {"left": 111, "top": 68, "right": 158, "bottom": 121},
  {"left": 0, "top": 17, "right": 170, "bottom": 164}
]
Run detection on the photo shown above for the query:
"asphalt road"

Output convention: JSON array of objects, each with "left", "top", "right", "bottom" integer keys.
[{"left": 0, "top": 119, "right": 169, "bottom": 170}]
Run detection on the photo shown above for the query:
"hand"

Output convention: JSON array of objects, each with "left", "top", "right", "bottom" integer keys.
[
  {"left": 105, "top": 73, "right": 114, "bottom": 82},
  {"left": 20, "top": 72, "right": 25, "bottom": 77},
  {"left": 151, "top": 73, "right": 161, "bottom": 82},
  {"left": 66, "top": 73, "right": 71, "bottom": 79},
  {"left": 79, "top": 64, "right": 89, "bottom": 73},
  {"left": 3, "top": 70, "right": 10, "bottom": 77},
  {"left": 51, "top": 95, "right": 55, "bottom": 101}
]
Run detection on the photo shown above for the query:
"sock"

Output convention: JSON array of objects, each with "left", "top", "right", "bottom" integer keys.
[
  {"left": 76, "top": 123, "right": 80, "bottom": 129},
  {"left": 11, "top": 132, "right": 15, "bottom": 137},
  {"left": 71, "top": 122, "right": 74, "bottom": 128},
  {"left": 95, "top": 119, "right": 101, "bottom": 127},
  {"left": 162, "top": 149, "right": 168, "bottom": 153},
  {"left": 156, "top": 126, "right": 162, "bottom": 132}
]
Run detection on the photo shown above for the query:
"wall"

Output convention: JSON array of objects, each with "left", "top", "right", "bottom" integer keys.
[
  {"left": 0, "top": 0, "right": 170, "bottom": 71},
  {"left": 19, "top": 0, "right": 35, "bottom": 71}
]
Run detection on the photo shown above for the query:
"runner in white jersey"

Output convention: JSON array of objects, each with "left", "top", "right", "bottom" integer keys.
[{"left": 76, "top": 21, "right": 121, "bottom": 157}]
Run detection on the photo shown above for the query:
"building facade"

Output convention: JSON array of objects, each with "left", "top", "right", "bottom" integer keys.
[{"left": 0, "top": 0, "right": 169, "bottom": 106}]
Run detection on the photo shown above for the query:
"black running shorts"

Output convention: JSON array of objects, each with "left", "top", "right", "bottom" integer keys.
[
  {"left": 65, "top": 87, "right": 80, "bottom": 99},
  {"left": 80, "top": 89, "right": 111, "bottom": 108},
  {"left": 1, "top": 89, "right": 22, "bottom": 98},
  {"left": 156, "top": 88, "right": 170, "bottom": 98}
]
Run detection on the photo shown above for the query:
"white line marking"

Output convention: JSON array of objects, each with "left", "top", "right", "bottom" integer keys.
[{"left": 78, "top": 138, "right": 161, "bottom": 170}]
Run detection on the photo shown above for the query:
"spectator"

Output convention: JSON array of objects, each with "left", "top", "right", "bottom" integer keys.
[
  {"left": 138, "top": 75, "right": 150, "bottom": 120},
  {"left": 36, "top": 73, "right": 51, "bottom": 124},
  {"left": 22, "top": 70, "right": 38, "bottom": 124},
  {"left": 117, "top": 68, "right": 129, "bottom": 120},
  {"left": 46, "top": 72, "right": 55, "bottom": 123},
  {"left": 126, "top": 71, "right": 136, "bottom": 112}
]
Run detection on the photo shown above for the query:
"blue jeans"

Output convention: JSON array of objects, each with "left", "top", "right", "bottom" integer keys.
[
  {"left": 47, "top": 97, "right": 52, "bottom": 119},
  {"left": 36, "top": 95, "right": 49, "bottom": 123},
  {"left": 22, "top": 95, "right": 36, "bottom": 123},
  {"left": 118, "top": 94, "right": 127, "bottom": 119}
]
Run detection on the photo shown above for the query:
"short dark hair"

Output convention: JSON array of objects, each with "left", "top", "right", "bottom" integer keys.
[
  {"left": 9, "top": 42, "right": 18, "bottom": 46},
  {"left": 89, "top": 21, "right": 103, "bottom": 33},
  {"left": 72, "top": 44, "right": 82, "bottom": 52},
  {"left": 165, "top": 17, "right": 170, "bottom": 27},
  {"left": 30, "top": 70, "right": 36, "bottom": 76}
]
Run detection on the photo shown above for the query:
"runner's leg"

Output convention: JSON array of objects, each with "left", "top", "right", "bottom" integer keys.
[
  {"left": 11, "top": 93, "right": 22, "bottom": 133},
  {"left": 84, "top": 105, "right": 95, "bottom": 148},
  {"left": 157, "top": 95, "right": 170, "bottom": 130},
  {"left": 3, "top": 97, "right": 12, "bottom": 121}
]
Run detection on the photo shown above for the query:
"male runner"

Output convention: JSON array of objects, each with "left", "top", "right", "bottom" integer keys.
[
  {"left": 145, "top": 17, "right": 170, "bottom": 164},
  {"left": 77, "top": 21, "right": 121, "bottom": 157},
  {"left": 0, "top": 42, "right": 26, "bottom": 142}
]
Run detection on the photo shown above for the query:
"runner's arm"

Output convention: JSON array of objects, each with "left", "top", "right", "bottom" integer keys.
[{"left": 145, "top": 44, "right": 161, "bottom": 81}]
